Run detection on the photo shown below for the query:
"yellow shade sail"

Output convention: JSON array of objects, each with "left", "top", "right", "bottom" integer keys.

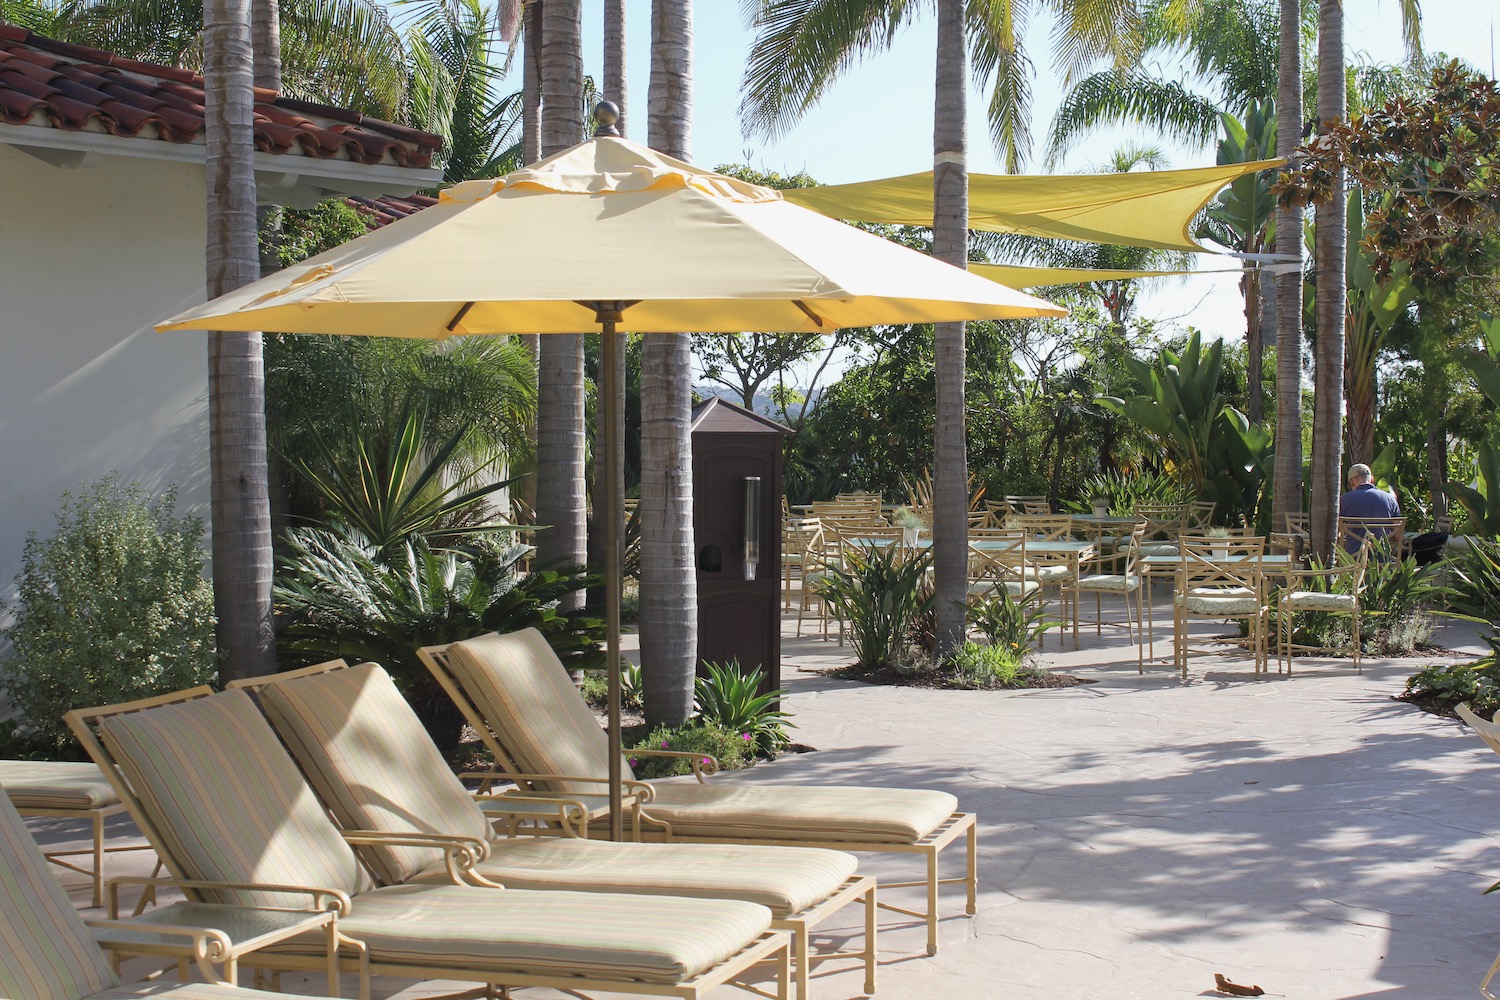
[
  {"left": 972, "top": 263, "right": 1246, "bottom": 288},
  {"left": 157, "top": 135, "right": 1065, "bottom": 338},
  {"left": 784, "top": 160, "right": 1282, "bottom": 253}
]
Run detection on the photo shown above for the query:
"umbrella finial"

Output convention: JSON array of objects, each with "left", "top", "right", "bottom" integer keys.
[{"left": 594, "top": 101, "right": 622, "bottom": 137}]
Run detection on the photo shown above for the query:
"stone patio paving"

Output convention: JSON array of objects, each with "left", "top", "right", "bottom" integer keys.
[{"left": 28, "top": 607, "right": 1500, "bottom": 999}]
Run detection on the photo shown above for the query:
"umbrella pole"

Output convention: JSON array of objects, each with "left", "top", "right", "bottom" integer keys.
[{"left": 600, "top": 316, "right": 624, "bottom": 843}]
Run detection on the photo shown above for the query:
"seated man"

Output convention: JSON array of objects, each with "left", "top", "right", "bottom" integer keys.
[{"left": 1339, "top": 463, "right": 1401, "bottom": 552}]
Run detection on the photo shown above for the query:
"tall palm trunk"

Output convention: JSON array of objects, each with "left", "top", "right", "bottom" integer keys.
[
  {"left": 1244, "top": 267, "right": 1263, "bottom": 424},
  {"left": 604, "top": 0, "right": 627, "bottom": 134},
  {"left": 1309, "top": 0, "right": 1346, "bottom": 559},
  {"left": 535, "top": 0, "right": 586, "bottom": 604},
  {"left": 1271, "top": 0, "right": 1304, "bottom": 526},
  {"left": 517, "top": 0, "right": 542, "bottom": 520},
  {"left": 640, "top": 0, "right": 696, "bottom": 728},
  {"left": 931, "top": 0, "right": 968, "bottom": 655},
  {"left": 203, "top": 0, "right": 274, "bottom": 681}
]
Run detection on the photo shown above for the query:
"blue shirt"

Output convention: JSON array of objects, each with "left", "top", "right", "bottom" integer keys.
[{"left": 1338, "top": 483, "right": 1401, "bottom": 519}]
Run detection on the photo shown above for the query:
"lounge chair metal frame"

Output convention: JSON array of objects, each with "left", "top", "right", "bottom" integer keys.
[
  {"left": 66, "top": 688, "right": 794, "bottom": 1000},
  {"left": 419, "top": 641, "right": 978, "bottom": 956},
  {"left": 229, "top": 659, "right": 877, "bottom": 999}
]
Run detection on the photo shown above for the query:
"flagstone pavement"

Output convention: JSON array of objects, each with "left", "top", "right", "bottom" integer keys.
[{"left": 31, "top": 609, "right": 1500, "bottom": 1000}]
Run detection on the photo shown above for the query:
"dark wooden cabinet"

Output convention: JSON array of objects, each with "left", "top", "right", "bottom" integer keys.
[{"left": 690, "top": 398, "right": 791, "bottom": 696}]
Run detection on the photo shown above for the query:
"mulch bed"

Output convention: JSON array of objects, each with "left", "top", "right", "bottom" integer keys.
[{"left": 820, "top": 662, "right": 1094, "bottom": 691}]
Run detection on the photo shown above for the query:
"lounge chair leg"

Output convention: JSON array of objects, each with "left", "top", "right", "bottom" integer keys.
[
  {"left": 966, "top": 816, "right": 978, "bottom": 916},
  {"left": 794, "top": 921, "right": 809, "bottom": 1000},
  {"left": 864, "top": 882, "right": 878, "bottom": 996},
  {"left": 926, "top": 844, "right": 940, "bottom": 956},
  {"left": 92, "top": 810, "right": 105, "bottom": 909},
  {"left": 779, "top": 937, "right": 792, "bottom": 1000}
]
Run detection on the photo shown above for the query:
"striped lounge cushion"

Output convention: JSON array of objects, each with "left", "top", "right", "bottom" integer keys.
[
  {"left": 448, "top": 630, "right": 629, "bottom": 795},
  {"left": 406, "top": 837, "right": 857, "bottom": 917},
  {"left": 300, "top": 884, "right": 773, "bottom": 984},
  {"left": 253, "top": 662, "right": 493, "bottom": 886},
  {"left": 95, "top": 986, "right": 337, "bottom": 1000},
  {"left": 644, "top": 783, "right": 959, "bottom": 845},
  {"left": 0, "top": 760, "right": 120, "bottom": 811},
  {"left": 97, "top": 690, "right": 375, "bottom": 909},
  {"left": 0, "top": 788, "right": 118, "bottom": 1000}
]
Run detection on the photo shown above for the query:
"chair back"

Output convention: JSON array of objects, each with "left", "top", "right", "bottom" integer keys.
[
  {"left": 785, "top": 517, "right": 826, "bottom": 569},
  {"left": 967, "top": 530, "right": 1030, "bottom": 583},
  {"left": 1134, "top": 504, "right": 1187, "bottom": 541},
  {"left": 1005, "top": 495, "right": 1051, "bottom": 515},
  {"left": 1176, "top": 535, "right": 1266, "bottom": 593},
  {"left": 229, "top": 661, "right": 494, "bottom": 886},
  {"left": 1456, "top": 704, "right": 1500, "bottom": 761},
  {"left": 1185, "top": 501, "right": 1216, "bottom": 530},
  {"left": 66, "top": 689, "right": 376, "bottom": 909},
  {"left": 1337, "top": 516, "right": 1405, "bottom": 555},
  {"left": 833, "top": 525, "right": 912, "bottom": 566},
  {"left": 0, "top": 787, "right": 119, "bottom": 1000},
  {"left": 427, "top": 629, "right": 625, "bottom": 795},
  {"left": 1011, "top": 514, "right": 1074, "bottom": 540}
]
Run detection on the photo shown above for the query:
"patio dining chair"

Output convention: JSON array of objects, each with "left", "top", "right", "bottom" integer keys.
[
  {"left": 965, "top": 532, "right": 1040, "bottom": 605},
  {"left": 1337, "top": 516, "right": 1405, "bottom": 557},
  {"left": 1172, "top": 535, "right": 1269, "bottom": 677},
  {"left": 1275, "top": 548, "right": 1367, "bottom": 674},
  {"left": 419, "top": 629, "right": 979, "bottom": 957},
  {"left": 1070, "top": 524, "right": 1149, "bottom": 671},
  {"left": 66, "top": 689, "right": 794, "bottom": 1000},
  {"left": 0, "top": 784, "right": 353, "bottom": 1000},
  {"left": 228, "top": 660, "right": 876, "bottom": 1000}
]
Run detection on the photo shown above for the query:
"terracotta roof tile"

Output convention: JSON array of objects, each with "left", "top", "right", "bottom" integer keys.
[
  {"left": 346, "top": 193, "right": 441, "bottom": 226},
  {"left": 0, "top": 27, "right": 441, "bottom": 169}
]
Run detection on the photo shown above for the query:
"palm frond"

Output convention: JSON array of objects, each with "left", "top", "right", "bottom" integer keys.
[{"left": 1044, "top": 71, "right": 1218, "bottom": 166}]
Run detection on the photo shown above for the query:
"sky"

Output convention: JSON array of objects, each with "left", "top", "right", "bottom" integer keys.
[{"left": 572, "top": 1, "right": 1496, "bottom": 367}]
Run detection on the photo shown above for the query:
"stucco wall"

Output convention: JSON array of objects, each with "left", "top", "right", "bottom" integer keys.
[{"left": 0, "top": 144, "right": 210, "bottom": 613}]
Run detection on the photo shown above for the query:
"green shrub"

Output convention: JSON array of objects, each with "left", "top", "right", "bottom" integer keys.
[
  {"left": 817, "top": 545, "right": 934, "bottom": 670},
  {"left": 695, "top": 662, "right": 794, "bottom": 757},
  {"left": 946, "top": 641, "right": 1023, "bottom": 688},
  {"left": 1451, "top": 535, "right": 1500, "bottom": 623},
  {"left": 581, "top": 661, "right": 644, "bottom": 711},
  {"left": 1361, "top": 541, "right": 1451, "bottom": 654},
  {"left": 1069, "top": 469, "right": 1194, "bottom": 515},
  {"left": 0, "top": 478, "right": 216, "bottom": 757},
  {"left": 967, "top": 589, "right": 1054, "bottom": 658},
  {"left": 1404, "top": 633, "right": 1500, "bottom": 716},
  {"left": 627, "top": 722, "right": 752, "bottom": 779}
]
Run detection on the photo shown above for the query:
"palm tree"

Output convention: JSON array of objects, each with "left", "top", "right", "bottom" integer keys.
[
  {"left": 742, "top": 0, "right": 1142, "bottom": 653},
  {"left": 202, "top": 0, "right": 275, "bottom": 681},
  {"left": 640, "top": 0, "right": 697, "bottom": 726},
  {"left": 1271, "top": 0, "right": 1304, "bottom": 528},
  {"left": 534, "top": 0, "right": 587, "bottom": 605}
]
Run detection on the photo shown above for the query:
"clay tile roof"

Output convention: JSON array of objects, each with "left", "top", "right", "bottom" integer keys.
[
  {"left": 346, "top": 193, "right": 441, "bottom": 227},
  {"left": 0, "top": 25, "right": 443, "bottom": 169}
]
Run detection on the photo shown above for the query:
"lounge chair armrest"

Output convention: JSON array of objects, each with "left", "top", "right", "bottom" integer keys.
[
  {"left": 629, "top": 749, "right": 721, "bottom": 781},
  {"left": 105, "top": 875, "right": 350, "bottom": 918},
  {"left": 341, "top": 830, "right": 498, "bottom": 887},
  {"left": 461, "top": 771, "right": 657, "bottom": 802},
  {"left": 87, "top": 917, "right": 236, "bottom": 982},
  {"left": 474, "top": 793, "right": 598, "bottom": 838}
]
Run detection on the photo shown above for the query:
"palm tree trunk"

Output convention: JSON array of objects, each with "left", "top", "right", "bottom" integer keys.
[
  {"left": 1309, "top": 0, "right": 1346, "bottom": 560},
  {"left": 203, "top": 0, "right": 274, "bottom": 682},
  {"left": 931, "top": 0, "right": 968, "bottom": 655},
  {"left": 1345, "top": 322, "right": 1377, "bottom": 466},
  {"left": 535, "top": 0, "right": 586, "bottom": 603},
  {"left": 1272, "top": 0, "right": 1304, "bottom": 526},
  {"left": 1244, "top": 267, "right": 1263, "bottom": 424},
  {"left": 640, "top": 0, "right": 696, "bottom": 728},
  {"left": 604, "top": 0, "right": 627, "bottom": 134},
  {"left": 516, "top": 0, "right": 542, "bottom": 521}
]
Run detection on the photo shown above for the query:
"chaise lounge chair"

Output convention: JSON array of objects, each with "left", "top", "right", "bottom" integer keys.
[
  {"left": 65, "top": 687, "right": 792, "bottom": 1000},
  {"left": 418, "top": 628, "right": 979, "bottom": 955},
  {"left": 1, "top": 778, "right": 335, "bottom": 1000},
  {"left": 227, "top": 659, "right": 877, "bottom": 999}
]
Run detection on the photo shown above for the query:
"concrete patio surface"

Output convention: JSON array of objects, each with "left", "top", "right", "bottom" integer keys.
[{"left": 25, "top": 606, "right": 1500, "bottom": 1000}]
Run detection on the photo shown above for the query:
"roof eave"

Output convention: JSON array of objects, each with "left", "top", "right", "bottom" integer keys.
[{"left": 0, "top": 121, "right": 442, "bottom": 207}]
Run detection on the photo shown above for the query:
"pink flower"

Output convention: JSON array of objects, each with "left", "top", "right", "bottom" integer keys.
[
  {"left": 701, "top": 758, "right": 710, "bottom": 766},
  {"left": 629, "top": 757, "right": 638, "bottom": 767},
  {"left": 741, "top": 733, "right": 752, "bottom": 741},
  {"left": 660, "top": 740, "right": 669, "bottom": 748}
]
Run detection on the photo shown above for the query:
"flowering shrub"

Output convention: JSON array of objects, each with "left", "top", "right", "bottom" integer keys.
[{"left": 626, "top": 722, "right": 752, "bottom": 779}]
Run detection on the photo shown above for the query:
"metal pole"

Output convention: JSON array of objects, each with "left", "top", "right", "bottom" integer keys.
[{"left": 600, "top": 316, "right": 624, "bottom": 843}]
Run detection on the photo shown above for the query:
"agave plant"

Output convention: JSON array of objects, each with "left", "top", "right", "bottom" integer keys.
[
  {"left": 818, "top": 545, "right": 935, "bottom": 671},
  {"left": 694, "top": 662, "right": 794, "bottom": 757}
]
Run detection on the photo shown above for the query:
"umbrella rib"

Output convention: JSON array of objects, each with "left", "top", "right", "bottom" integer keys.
[
  {"left": 446, "top": 302, "right": 476, "bottom": 332},
  {"left": 792, "top": 300, "right": 827, "bottom": 328}
]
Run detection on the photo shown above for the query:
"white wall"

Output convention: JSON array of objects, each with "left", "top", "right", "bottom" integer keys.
[{"left": 0, "top": 144, "right": 210, "bottom": 613}]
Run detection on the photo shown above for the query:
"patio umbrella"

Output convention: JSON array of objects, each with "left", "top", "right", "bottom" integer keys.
[{"left": 159, "top": 109, "right": 1067, "bottom": 838}]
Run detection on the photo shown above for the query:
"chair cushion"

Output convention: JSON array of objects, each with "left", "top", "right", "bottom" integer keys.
[
  {"left": 1283, "top": 591, "right": 1358, "bottom": 612},
  {"left": 1138, "top": 543, "right": 1180, "bottom": 556},
  {"left": 644, "top": 783, "right": 959, "bottom": 845},
  {"left": 0, "top": 790, "right": 117, "bottom": 1000},
  {"left": 1181, "top": 593, "right": 1259, "bottom": 615},
  {"left": 98, "top": 691, "right": 375, "bottom": 909},
  {"left": 407, "top": 838, "right": 857, "bottom": 918},
  {"left": 447, "top": 630, "right": 627, "bottom": 795},
  {"left": 254, "top": 663, "right": 495, "bottom": 886},
  {"left": 311, "top": 884, "right": 773, "bottom": 985},
  {"left": 95, "top": 985, "right": 326, "bottom": 1000},
  {"left": 0, "top": 760, "right": 119, "bottom": 811},
  {"left": 968, "top": 580, "right": 1040, "bottom": 599},
  {"left": 1024, "top": 564, "right": 1072, "bottom": 583},
  {"left": 1076, "top": 573, "right": 1140, "bottom": 592}
]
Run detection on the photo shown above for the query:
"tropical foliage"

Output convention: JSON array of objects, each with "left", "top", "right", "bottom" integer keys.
[
  {"left": 817, "top": 545, "right": 934, "bottom": 671},
  {"left": 694, "top": 662, "right": 795, "bottom": 757}
]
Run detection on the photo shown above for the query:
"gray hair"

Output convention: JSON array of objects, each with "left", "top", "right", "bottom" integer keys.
[{"left": 1349, "top": 463, "right": 1373, "bottom": 482}]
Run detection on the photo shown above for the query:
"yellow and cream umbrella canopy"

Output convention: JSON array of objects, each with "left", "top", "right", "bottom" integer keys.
[
  {"left": 159, "top": 126, "right": 1064, "bottom": 839},
  {"left": 159, "top": 134, "right": 1066, "bottom": 338}
]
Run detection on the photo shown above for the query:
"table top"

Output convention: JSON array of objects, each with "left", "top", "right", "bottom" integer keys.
[
  {"left": 1140, "top": 552, "right": 1295, "bottom": 566},
  {"left": 1070, "top": 515, "right": 1139, "bottom": 527},
  {"left": 91, "top": 901, "right": 331, "bottom": 952}
]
